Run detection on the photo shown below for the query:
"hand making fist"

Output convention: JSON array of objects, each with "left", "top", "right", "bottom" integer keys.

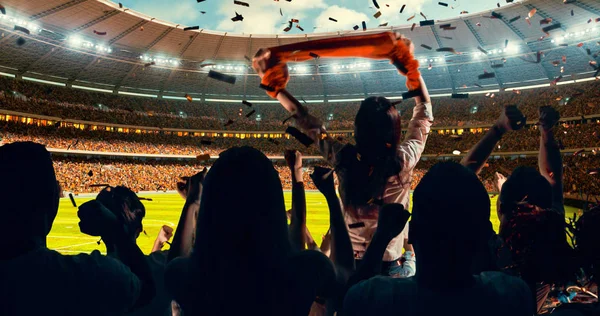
[
  {"left": 538, "top": 106, "right": 560, "bottom": 132},
  {"left": 496, "top": 105, "right": 526, "bottom": 133},
  {"left": 376, "top": 203, "right": 411, "bottom": 241}
]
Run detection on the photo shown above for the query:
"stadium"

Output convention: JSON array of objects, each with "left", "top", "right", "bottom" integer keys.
[{"left": 1, "top": 0, "right": 599, "bottom": 314}]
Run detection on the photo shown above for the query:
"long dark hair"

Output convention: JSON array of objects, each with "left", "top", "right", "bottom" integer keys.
[
  {"left": 188, "top": 146, "right": 291, "bottom": 314},
  {"left": 337, "top": 96, "right": 402, "bottom": 215}
]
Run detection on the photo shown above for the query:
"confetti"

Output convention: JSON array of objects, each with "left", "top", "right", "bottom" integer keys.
[
  {"left": 400, "top": 4, "right": 406, "bottom": 13},
  {"left": 477, "top": 46, "right": 489, "bottom": 54},
  {"left": 420, "top": 12, "right": 427, "bottom": 19},
  {"left": 437, "top": 47, "right": 460, "bottom": 54},
  {"left": 439, "top": 2, "right": 448, "bottom": 7},
  {"left": 208, "top": 70, "right": 236, "bottom": 84},
  {"left": 407, "top": 14, "right": 416, "bottom": 21},
  {"left": 540, "top": 18, "right": 553, "bottom": 25},
  {"left": 69, "top": 193, "right": 77, "bottom": 207},
  {"left": 231, "top": 12, "right": 244, "bottom": 22},
  {"left": 372, "top": 0, "right": 380, "bottom": 9},
  {"left": 286, "top": 126, "right": 314, "bottom": 147},
  {"left": 528, "top": 8, "right": 536, "bottom": 18},
  {"left": 491, "top": 11, "right": 503, "bottom": 19},
  {"left": 379, "top": 22, "right": 388, "bottom": 27},
  {"left": 89, "top": 184, "right": 110, "bottom": 188},
  {"left": 509, "top": 15, "right": 521, "bottom": 23},
  {"left": 118, "top": 3, "right": 122, "bottom": 9},
  {"left": 451, "top": 93, "right": 469, "bottom": 99},
  {"left": 233, "top": 0, "right": 249, "bottom": 7},
  {"left": 329, "top": 17, "right": 338, "bottom": 22},
  {"left": 374, "top": 11, "right": 381, "bottom": 19},
  {"left": 245, "top": 110, "right": 256, "bottom": 118},
  {"left": 183, "top": 26, "right": 200, "bottom": 31},
  {"left": 93, "top": 30, "right": 107, "bottom": 36},
  {"left": 353, "top": 25, "right": 359, "bottom": 30},
  {"left": 14, "top": 25, "right": 30, "bottom": 35},
  {"left": 144, "top": 62, "right": 155, "bottom": 67},
  {"left": 411, "top": 23, "right": 416, "bottom": 31},
  {"left": 478, "top": 72, "right": 496, "bottom": 80},
  {"left": 420, "top": 20, "right": 434, "bottom": 26},
  {"left": 362, "top": 21, "right": 367, "bottom": 31},
  {"left": 542, "top": 23, "right": 561, "bottom": 33},
  {"left": 421, "top": 44, "right": 433, "bottom": 50}
]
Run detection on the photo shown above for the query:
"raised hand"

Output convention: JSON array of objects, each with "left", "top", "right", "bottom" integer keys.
[
  {"left": 376, "top": 204, "right": 411, "bottom": 241},
  {"left": 176, "top": 168, "right": 208, "bottom": 201},
  {"left": 310, "top": 166, "right": 336, "bottom": 197},
  {"left": 493, "top": 172, "right": 507, "bottom": 193},
  {"left": 496, "top": 105, "right": 526, "bottom": 133},
  {"left": 538, "top": 106, "right": 560, "bottom": 132},
  {"left": 157, "top": 225, "right": 174, "bottom": 244}
]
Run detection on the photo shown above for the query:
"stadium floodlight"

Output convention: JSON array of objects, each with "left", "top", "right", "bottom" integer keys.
[
  {"left": 67, "top": 35, "right": 83, "bottom": 47},
  {"left": 452, "top": 150, "right": 461, "bottom": 155}
]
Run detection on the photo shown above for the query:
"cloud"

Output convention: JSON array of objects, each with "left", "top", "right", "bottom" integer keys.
[
  {"left": 369, "top": 0, "right": 427, "bottom": 27},
  {"left": 124, "top": 1, "right": 201, "bottom": 26},
  {"left": 215, "top": 0, "right": 327, "bottom": 35},
  {"left": 314, "top": 5, "right": 371, "bottom": 33}
]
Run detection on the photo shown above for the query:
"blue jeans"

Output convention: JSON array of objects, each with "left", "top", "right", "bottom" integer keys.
[{"left": 388, "top": 251, "right": 416, "bottom": 278}]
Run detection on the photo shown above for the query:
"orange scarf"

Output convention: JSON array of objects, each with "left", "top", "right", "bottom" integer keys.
[{"left": 253, "top": 32, "right": 421, "bottom": 98}]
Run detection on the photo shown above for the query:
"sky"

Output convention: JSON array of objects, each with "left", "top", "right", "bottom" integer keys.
[{"left": 116, "top": 0, "right": 515, "bottom": 35}]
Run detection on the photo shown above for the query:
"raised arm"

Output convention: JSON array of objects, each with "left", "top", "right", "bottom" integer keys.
[
  {"left": 286, "top": 150, "right": 308, "bottom": 251},
  {"left": 311, "top": 166, "right": 355, "bottom": 280},
  {"left": 461, "top": 106, "right": 526, "bottom": 174},
  {"left": 397, "top": 76, "right": 434, "bottom": 170},
  {"left": 538, "top": 106, "right": 564, "bottom": 214},
  {"left": 348, "top": 204, "right": 410, "bottom": 287},
  {"left": 167, "top": 168, "right": 206, "bottom": 261}
]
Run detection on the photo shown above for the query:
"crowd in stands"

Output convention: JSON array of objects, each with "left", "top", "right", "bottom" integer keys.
[
  {"left": 1, "top": 76, "right": 599, "bottom": 131},
  {"left": 2, "top": 119, "right": 599, "bottom": 157},
  {"left": 2, "top": 49, "right": 600, "bottom": 316},
  {"left": 49, "top": 154, "right": 600, "bottom": 196}
]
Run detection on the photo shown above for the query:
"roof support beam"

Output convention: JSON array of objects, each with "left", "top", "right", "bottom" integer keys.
[
  {"left": 72, "top": 10, "right": 121, "bottom": 33},
  {"left": 463, "top": 20, "right": 486, "bottom": 46},
  {"left": 113, "top": 27, "right": 175, "bottom": 90},
  {"left": 524, "top": 4, "right": 567, "bottom": 32},
  {"left": 430, "top": 26, "right": 457, "bottom": 91},
  {"left": 159, "top": 32, "right": 200, "bottom": 94},
  {"left": 67, "top": 20, "right": 149, "bottom": 84},
  {"left": 211, "top": 33, "right": 227, "bottom": 61},
  {"left": 30, "top": 0, "right": 89, "bottom": 21}
]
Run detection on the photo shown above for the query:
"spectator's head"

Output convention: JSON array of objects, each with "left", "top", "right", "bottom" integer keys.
[
  {"left": 499, "top": 166, "right": 552, "bottom": 224},
  {"left": 0, "top": 142, "right": 59, "bottom": 257},
  {"left": 354, "top": 96, "right": 401, "bottom": 158},
  {"left": 339, "top": 97, "right": 402, "bottom": 211},
  {"left": 96, "top": 186, "right": 145, "bottom": 240},
  {"left": 500, "top": 208, "right": 573, "bottom": 284},
  {"left": 190, "top": 146, "right": 291, "bottom": 312},
  {"left": 410, "top": 162, "right": 491, "bottom": 286}
]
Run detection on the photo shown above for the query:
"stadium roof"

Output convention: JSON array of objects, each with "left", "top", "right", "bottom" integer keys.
[{"left": 0, "top": 0, "right": 598, "bottom": 100}]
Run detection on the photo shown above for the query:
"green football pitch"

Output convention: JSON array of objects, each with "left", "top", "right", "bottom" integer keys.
[{"left": 48, "top": 192, "right": 580, "bottom": 255}]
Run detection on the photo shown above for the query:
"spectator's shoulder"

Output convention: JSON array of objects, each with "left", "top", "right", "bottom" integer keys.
[
  {"left": 344, "top": 276, "right": 415, "bottom": 315},
  {"left": 478, "top": 271, "right": 533, "bottom": 314}
]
